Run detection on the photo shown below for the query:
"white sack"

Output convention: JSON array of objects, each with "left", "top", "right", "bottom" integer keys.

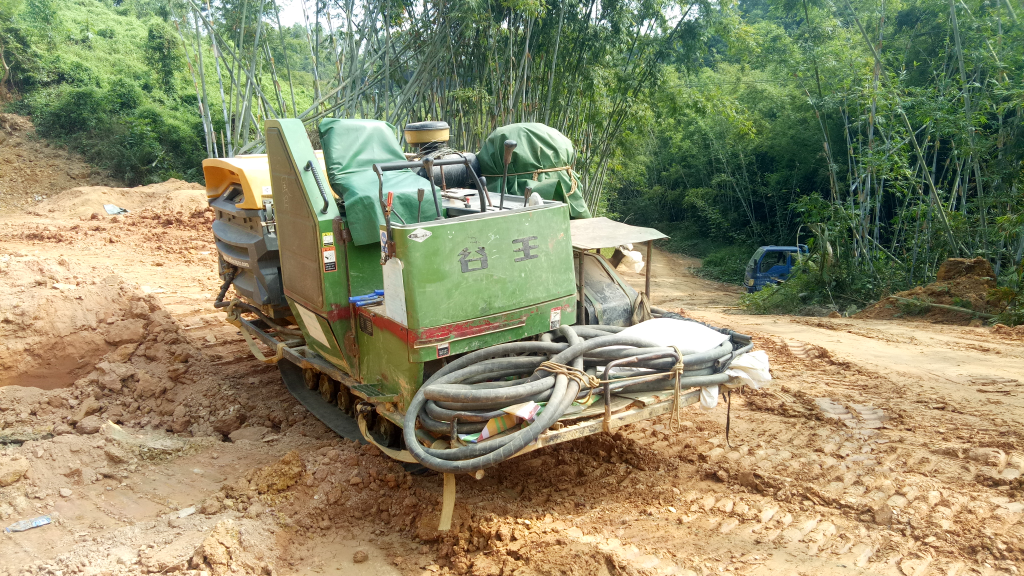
[
  {"left": 618, "top": 318, "right": 729, "bottom": 354},
  {"left": 701, "top": 350, "right": 773, "bottom": 410},
  {"left": 700, "top": 385, "right": 720, "bottom": 411},
  {"left": 724, "top": 350, "right": 772, "bottom": 390},
  {"left": 617, "top": 245, "right": 645, "bottom": 273}
]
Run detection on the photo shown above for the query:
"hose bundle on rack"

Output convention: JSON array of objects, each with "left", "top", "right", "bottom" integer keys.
[{"left": 402, "top": 321, "right": 753, "bottom": 473}]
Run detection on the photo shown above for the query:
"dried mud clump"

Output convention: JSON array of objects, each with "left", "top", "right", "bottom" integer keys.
[
  {"left": 189, "top": 519, "right": 269, "bottom": 576},
  {"left": 249, "top": 450, "right": 305, "bottom": 494}
]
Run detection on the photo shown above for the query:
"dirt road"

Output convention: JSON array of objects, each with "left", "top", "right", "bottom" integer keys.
[
  {"left": 625, "top": 250, "right": 1024, "bottom": 427},
  {"left": 1, "top": 158, "right": 1022, "bottom": 574}
]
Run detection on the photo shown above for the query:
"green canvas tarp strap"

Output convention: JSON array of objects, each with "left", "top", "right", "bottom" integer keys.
[{"left": 481, "top": 165, "right": 581, "bottom": 198}]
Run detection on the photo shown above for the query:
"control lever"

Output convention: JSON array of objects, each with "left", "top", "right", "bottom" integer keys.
[
  {"left": 524, "top": 186, "right": 533, "bottom": 206},
  {"left": 422, "top": 157, "right": 443, "bottom": 218},
  {"left": 416, "top": 188, "right": 424, "bottom": 223},
  {"left": 499, "top": 140, "right": 517, "bottom": 210},
  {"left": 461, "top": 158, "right": 489, "bottom": 212}
]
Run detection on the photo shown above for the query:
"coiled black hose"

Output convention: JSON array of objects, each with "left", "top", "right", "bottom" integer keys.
[{"left": 403, "top": 322, "right": 752, "bottom": 473}]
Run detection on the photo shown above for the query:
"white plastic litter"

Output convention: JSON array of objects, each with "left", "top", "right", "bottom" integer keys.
[{"left": 617, "top": 318, "right": 729, "bottom": 354}]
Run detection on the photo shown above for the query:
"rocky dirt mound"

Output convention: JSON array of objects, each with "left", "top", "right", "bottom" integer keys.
[
  {"left": 0, "top": 254, "right": 161, "bottom": 389},
  {"left": 32, "top": 182, "right": 206, "bottom": 221},
  {"left": 855, "top": 257, "right": 1001, "bottom": 324},
  {"left": 0, "top": 113, "right": 122, "bottom": 213},
  {"left": 992, "top": 323, "right": 1024, "bottom": 341},
  {"left": 0, "top": 254, "right": 295, "bottom": 441}
]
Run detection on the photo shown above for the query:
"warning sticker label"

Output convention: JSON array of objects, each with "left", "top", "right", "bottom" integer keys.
[
  {"left": 549, "top": 307, "right": 561, "bottom": 331},
  {"left": 323, "top": 246, "right": 337, "bottom": 272},
  {"left": 322, "top": 232, "right": 334, "bottom": 246}
]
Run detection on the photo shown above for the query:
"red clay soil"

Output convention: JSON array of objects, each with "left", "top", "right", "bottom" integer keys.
[{"left": 855, "top": 257, "right": 1003, "bottom": 324}]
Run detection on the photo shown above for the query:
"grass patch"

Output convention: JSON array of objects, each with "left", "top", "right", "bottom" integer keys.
[{"left": 692, "top": 245, "right": 751, "bottom": 285}]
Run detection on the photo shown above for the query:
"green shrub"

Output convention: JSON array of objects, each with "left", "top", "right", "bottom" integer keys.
[
  {"left": 897, "top": 297, "right": 931, "bottom": 316},
  {"left": 32, "top": 85, "right": 107, "bottom": 136},
  {"left": 95, "top": 116, "right": 163, "bottom": 183},
  {"left": 106, "top": 77, "right": 143, "bottom": 113},
  {"left": 133, "top": 104, "right": 205, "bottom": 180},
  {"left": 951, "top": 297, "right": 973, "bottom": 310},
  {"left": 144, "top": 20, "right": 180, "bottom": 90},
  {"left": 739, "top": 267, "right": 815, "bottom": 314},
  {"left": 694, "top": 245, "right": 753, "bottom": 284},
  {"left": 37, "top": 55, "right": 98, "bottom": 87}
]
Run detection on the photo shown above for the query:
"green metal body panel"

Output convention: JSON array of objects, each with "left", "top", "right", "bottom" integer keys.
[
  {"left": 266, "top": 119, "right": 358, "bottom": 375},
  {"left": 404, "top": 295, "right": 575, "bottom": 363},
  {"left": 266, "top": 118, "right": 580, "bottom": 419},
  {"left": 355, "top": 314, "right": 422, "bottom": 411},
  {"left": 391, "top": 204, "right": 576, "bottom": 329},
  {"left": 349, "top": 293, "right": 574, "bottom": 410},
  {"left": 345, "top": 241, "right": 384, "bottom": 297}
]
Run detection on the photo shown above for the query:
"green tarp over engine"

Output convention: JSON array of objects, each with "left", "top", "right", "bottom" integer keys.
[
  {"left": 320, "top": 119, "right": 437, "bottom": 246},
  {"left": 478, "top": 123, "right": 592, "bottom": 219}
]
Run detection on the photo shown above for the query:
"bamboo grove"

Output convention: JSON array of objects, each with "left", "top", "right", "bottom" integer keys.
[
  {"left": 606, "top": 0, "right": 1023, "bottom": 316},
  {"left": 170, "top": 0, "right": 713, "bottom": 212}
]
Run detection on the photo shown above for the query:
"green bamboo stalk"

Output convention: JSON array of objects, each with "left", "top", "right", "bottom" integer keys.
[{"left": 272, "top": 0, "right": 298, "bottom": 116}]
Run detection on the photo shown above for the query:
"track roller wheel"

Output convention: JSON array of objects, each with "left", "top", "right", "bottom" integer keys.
[
  {"left": 303, "top": 367, "right": 317, "bottom": 390},
  {"left": 336, "top": 385, "right": 355, "bottom": 416},
  {"left": 318, "top": 374, "right": 338, "bottom": 403}
]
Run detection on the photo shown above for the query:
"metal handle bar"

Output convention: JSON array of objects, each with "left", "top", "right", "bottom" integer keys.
[
  {"left": 600, "top": 351, "right": 680, "bottom": 431},
  {"left": 304, "top": 160, "right": 330, "bottom": 214},
  {"left": 375, "top": 155, "right": 490, "bottom": 214},
  {"left": 373, "top": 158, "right": 474, "bottom": 172}
]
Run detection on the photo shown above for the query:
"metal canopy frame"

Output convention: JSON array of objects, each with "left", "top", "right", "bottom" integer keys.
[{"left": 568, "top": 218, "right": 669, "bottom": 323}]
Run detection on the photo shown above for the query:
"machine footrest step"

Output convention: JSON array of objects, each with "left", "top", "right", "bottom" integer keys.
[{"left": 352, "top": 384, "right": 398, "bottom": 402}]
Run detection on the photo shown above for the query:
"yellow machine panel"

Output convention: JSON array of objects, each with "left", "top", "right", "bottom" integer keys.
[{"left": 203, "top": 151, "right": 327, "bottom": 210}]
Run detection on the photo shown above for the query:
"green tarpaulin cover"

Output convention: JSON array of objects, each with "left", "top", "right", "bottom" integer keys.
[
  {"left": 320, "top": 119, "right": 437, "bottom": 246},
  {"left": 478, "top": 123, "right": 592, "bottom": 219}
]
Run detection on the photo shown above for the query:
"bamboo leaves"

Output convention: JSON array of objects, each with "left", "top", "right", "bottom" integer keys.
[{"left": 174, "top": 0, "right": 689, "bottom": 217}]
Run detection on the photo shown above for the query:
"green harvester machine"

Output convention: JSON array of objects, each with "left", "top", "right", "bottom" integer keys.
[{"left": 203, "top": 119, "right": 753, "bottom": 528}]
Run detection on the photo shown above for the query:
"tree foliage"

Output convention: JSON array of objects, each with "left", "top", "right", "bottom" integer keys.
[
  {"left": 2, "top": 0, "right": 207, "bottom": 184},
  {"left": 610, "top": 0, "right": 1023, "bottom": 320}
]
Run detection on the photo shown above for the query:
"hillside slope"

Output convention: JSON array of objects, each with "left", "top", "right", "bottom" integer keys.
[
  {"left": 0, "top": 113, "right": 121, "bottom": 212},
  {"left": 2, "top": 0, "right": 206, "bottom": 184}
]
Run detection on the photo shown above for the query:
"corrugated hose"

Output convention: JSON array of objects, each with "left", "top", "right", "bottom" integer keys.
[{"left": 403, "top": 322, "right": 752, "bottom": 473}]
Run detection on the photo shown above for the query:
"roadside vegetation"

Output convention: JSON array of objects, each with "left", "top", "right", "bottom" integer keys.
[
  {"left": 606, "top": 0, "right": 1023, "bottom": 322},
  {"left": 1, "top": 0, "right": 1021, "bottom": 322}
]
